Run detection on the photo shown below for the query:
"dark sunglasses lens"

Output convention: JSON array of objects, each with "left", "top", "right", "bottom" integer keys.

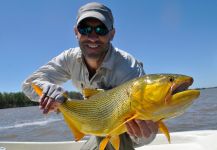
[
  {"left": 95, "top": 26, "right": 109, "bottom": 36},
  {"left": 78, "top": 26, "right": 92, "bottom": 35},
  {"left": 77, "top": 24, "right": 109, "bottom": 36}
]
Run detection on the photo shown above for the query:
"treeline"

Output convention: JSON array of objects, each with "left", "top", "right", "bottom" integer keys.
[
  {"left": 195, "top": 86, "right": 217, "bottom": 90},
  {"left": 0, "top": 91, "right": 83, "bottom": 109}
]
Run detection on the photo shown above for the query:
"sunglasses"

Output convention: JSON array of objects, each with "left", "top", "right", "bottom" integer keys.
[{"left": 77, "top": 23, "right": 109, "bottom": 36}]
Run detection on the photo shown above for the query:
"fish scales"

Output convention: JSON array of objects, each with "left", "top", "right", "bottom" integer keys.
[{"left": 59, "top": 82, "right": 134, "bottom": 134}]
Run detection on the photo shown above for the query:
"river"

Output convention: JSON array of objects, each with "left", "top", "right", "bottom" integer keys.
[{"left": 0, "top": 88, "right": 216, "bottom": 142}]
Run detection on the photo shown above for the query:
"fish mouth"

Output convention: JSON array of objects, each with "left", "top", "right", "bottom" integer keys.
[{"left": 171, "top": 78, "right": 193, "bottom": 95}]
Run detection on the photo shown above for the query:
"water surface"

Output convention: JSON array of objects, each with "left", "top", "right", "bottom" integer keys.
[{"left": 0, "top": 88, "right": 216, "bottom": 141}]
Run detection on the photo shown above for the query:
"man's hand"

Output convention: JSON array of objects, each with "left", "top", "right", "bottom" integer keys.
[
  {"left": 39, "top": 96, "right": 61, "bottom": 114},
  {"left": 125, "top": 119, "right": 158, "bottom": 138},
  {"left": 39, "top": 84, "right": 66, "bottom": 114}
]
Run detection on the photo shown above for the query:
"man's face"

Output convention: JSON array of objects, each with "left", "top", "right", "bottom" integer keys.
[{"left": 74, "top": 18, "right": 115, "bottom": 60}]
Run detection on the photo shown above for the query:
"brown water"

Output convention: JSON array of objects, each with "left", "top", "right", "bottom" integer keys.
[{"left": 0, "top": 88, "right": 216, "bottom": 142}]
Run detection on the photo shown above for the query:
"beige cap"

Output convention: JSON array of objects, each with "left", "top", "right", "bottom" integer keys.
[{"left": 77, "top": 2, "right": 114, "bottom": 30}]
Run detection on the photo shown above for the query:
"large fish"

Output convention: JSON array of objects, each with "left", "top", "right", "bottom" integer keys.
[{"left": 32, "top": 74, "right": 200, "bottom": 150}]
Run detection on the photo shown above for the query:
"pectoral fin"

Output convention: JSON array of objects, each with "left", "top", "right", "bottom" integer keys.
[
  {"left": 99, "top": 136, "right": 111, "bottom": 150},
  {"left": 60, "top": 109, "right": 85, "bottom": 141},
  {"left": 110, "top": 135, "right": 120, "bottom": 150},
  {"left": 157, "top": 120, "right": 171, "bottom": 143},
  {"left": 109, "top": 113, "right": 138, "bottom": 135},
  {"left": 82, "top": 88, "right": 104, "bottom": 98}
]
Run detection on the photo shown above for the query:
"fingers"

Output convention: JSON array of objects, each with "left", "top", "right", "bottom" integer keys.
[
  {"left": 145, "top": 120, "right": 158, "bottom": 134},
  {"left": 125, "top": 122, "right": 133, "bottom": 136},
  {"left": 126, "top": 120, "right": 142, "bottom": 137},
  {"left": 38, "top": 84, "right": 65, "bottom": 114},
  {"left": 126, "top": 119, "right": 158, "bottom": 138},
  {"left": 39, "top": 93, "right": 47, "bottom": 106},
  {"left": 39, "top": 85, "right": 50, "bottom": 106},
  {"left": 43, "top": 98, "right": 54, "bottom": 114},
  {"left": 135, "top": 119, "right": 151, "bottom": 138},
  {"left": 39, "top": 95, "right": 59, "bottom": 114}
]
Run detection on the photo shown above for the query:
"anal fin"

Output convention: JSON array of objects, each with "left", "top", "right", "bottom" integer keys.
[
  {"left": 110, "top": 135, "right": 120, "bottom": 150},
  {"left": 99, "top": 136, "right": 111, "bottom": 150}
]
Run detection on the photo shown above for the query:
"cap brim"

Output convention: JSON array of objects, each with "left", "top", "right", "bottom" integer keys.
[{"left": 77, "top": 11, "right": 111, "bottom": 30}]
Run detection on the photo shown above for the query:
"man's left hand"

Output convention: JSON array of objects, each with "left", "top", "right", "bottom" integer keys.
[{"left": 125, "top": 119, "right": 158, "bottom": 138}]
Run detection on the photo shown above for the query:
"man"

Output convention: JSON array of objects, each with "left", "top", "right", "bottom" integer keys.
[{"left": 22, "top": 2, "right": 158, "bottom": 150}]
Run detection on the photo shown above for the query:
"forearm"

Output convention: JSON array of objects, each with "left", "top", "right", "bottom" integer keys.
[
  {"left": 22, "top": 72, "right": 56, "bottom": 102},
  {"left": 22, "top": 51, "right": 72, "bottom": 102}
]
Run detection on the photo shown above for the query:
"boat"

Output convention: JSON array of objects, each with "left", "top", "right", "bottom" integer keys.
[{"left": 1, "top": 130, "right": 217, "bottom": 150}]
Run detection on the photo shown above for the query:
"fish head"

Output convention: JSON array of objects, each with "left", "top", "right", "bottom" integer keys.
[{"left": 130, "top": 74, "right": 200, "bottom": 121}]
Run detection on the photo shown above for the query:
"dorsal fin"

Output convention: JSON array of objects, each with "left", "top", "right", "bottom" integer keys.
[{"left": 82, "top": 88, "right": 104, "bottom": 99}]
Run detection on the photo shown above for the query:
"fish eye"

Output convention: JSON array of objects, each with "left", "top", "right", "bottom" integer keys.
[{"left": 169, "top": 76, "right": 175, "bottom": 82}]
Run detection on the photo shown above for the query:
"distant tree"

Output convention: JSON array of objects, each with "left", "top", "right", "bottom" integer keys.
[{"left": 0, "top": 91, "right": 82, "bottom": 109}]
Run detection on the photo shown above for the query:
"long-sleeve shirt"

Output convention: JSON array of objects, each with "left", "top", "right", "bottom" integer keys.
[{"left": 22, "top": 45, "right": 144, "bottom": 102}]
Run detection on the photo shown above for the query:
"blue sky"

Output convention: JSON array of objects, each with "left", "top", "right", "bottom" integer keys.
[{"left": 0, "top": 0, "right": 216, "bottom": 92}]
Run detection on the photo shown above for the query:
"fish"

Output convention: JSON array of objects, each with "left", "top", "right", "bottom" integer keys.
[{"left": 32, "top": 74, "right": 200, "bottom": 150}]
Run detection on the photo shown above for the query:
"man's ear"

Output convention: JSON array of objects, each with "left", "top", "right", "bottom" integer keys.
[
  {"left": 74, "top": 26, "right": 78, "bottom": 39},
  {"left": 109, "top": 28, "right": 115, "bottom": 41}
]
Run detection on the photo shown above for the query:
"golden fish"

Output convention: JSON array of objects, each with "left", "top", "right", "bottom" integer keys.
[{"left": 32, "top": 74, "right": 200, "bottom": 150}]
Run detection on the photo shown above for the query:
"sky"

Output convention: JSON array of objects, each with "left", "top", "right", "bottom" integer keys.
[{"left": 0, "top": 0, "right": 216, "bottom": 92}]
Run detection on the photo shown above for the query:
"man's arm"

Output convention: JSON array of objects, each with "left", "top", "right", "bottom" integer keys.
[{"left": 22, "top": 50, "right": 73, "bottom": 113}]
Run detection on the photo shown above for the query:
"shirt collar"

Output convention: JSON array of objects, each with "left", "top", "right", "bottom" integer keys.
[
  {"left": 100, "top": 44, "right": 115, "bottom": 70},
  {"left": 75, "top": 47, "right": 83, "bottom": 62}
]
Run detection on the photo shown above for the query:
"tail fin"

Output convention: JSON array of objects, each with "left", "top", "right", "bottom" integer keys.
[
  {"left": 31, "top": 83, "right": 69, "bottom": 98},
  {"left": 31, "top": 83, "right": 43, "bottom": 96}
]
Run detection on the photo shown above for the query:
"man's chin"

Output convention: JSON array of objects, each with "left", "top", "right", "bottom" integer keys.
[
  {"left": 81, "top": 50, "right": 102, "bottom": 59},
  {"left": 84, "top": 53, "right": 102, "bottom": 60}
]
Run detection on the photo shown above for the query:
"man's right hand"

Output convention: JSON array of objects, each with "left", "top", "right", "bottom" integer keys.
[{"left": 39, "top": 84, "right": 66, "bottom": 114}]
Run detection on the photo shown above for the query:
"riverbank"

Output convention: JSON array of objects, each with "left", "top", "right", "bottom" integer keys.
[{"left": 0, "top": 91, "right": 82, "bottom": 109}]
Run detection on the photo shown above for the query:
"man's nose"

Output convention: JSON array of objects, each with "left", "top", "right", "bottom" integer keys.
[{"left": 87, "top": 31, "right": 99, "bottom": 42}]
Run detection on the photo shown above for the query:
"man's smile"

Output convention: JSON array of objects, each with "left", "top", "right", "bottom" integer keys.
[{"left": 87, "top": 44, "right": 99, "bottom": 49}]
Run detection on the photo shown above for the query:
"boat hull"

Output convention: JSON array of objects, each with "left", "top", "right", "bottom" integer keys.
[{"left": 0, "top": 130, "right": 217, "bottom": 150}]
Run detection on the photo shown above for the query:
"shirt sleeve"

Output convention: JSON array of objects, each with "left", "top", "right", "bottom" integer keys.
[
  {"left": 118, "top": 60, "right": 145, "bottom": 85},
  {"left": 22, "top": 50, "right": 72, "bottom": 102}
]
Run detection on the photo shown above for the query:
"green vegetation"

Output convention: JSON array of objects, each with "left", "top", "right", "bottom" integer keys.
[
  {"left": 0, "top": 92, "right": 37, "bottom": 109},
  {"left": 195, "top": 86, "right": 217, "bottom": 90},
  {"left": 0, "top": 91, "right": 83, "bottom": 109}
]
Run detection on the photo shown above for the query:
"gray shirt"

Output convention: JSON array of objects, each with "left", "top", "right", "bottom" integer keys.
[{"left": 22, "top": 45, "right": 144, "bottom": 101}]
